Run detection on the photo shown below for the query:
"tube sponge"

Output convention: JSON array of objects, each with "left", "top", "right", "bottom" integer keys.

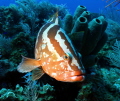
[
  {"left": 73, "top": 5, "right": 87, "bottom": 22},
  {"left": 63, "top": 5, "right": 108, "bottom": 68},
  {"left": 69, "top": 31, "right": 84, "bottom": 50},
  {"left": 63, "top": 14, "right": 73, "bottom": 34},
  {"left": 80, "top": 17, "right": 103, "bottom": 56},
  {"left": 81, "top": 11, "right": 91, "bottom": 20},
  {"left": 90, "top": 32, "right": 108, "bottom": 55},
  {"left": 71, "top": 16, "right": 88, "bottom": 34},
  {"left": 82, "top": 55, "right": 98, "bottom": 68},
  {"left": 97, "top": 16, "right": 108, "bottom": 34}
]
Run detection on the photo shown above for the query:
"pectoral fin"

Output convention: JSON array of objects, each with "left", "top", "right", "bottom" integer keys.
[
  {"left": 32, "top": 67, "right": 45, "bottom": 80},
  {"left": 17, "top": 56, "right": 41, "bottom": 73}
]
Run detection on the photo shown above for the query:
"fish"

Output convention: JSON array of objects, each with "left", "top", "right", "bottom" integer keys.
[{"left": 17, "top": 12, "right": 85, "bottom": 82}]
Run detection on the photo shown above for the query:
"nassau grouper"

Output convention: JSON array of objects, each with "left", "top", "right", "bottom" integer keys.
[{"left": 17, "top": 12, "right": 85, "bottom": 82}]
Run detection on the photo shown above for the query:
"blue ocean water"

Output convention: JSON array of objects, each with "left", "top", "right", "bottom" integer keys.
[{"left": 0, "top": 0, "right": 120, "bottom": 14}]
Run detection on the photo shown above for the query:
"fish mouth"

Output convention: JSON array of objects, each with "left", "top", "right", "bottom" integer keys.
[
  {"left": 68, "top": 71, "right": 85, "bottom": 82},
  {"left": 55, "top": 71, "right": 85, "bottom": 82}
]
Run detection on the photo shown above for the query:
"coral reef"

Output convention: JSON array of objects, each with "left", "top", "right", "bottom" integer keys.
[
  {"left": 9, "top": 32, "right": 35, "bottom": 64},
  {"left": 0, "top": 0, "right": 68, "bottom": 37},
  {"left": 0, "top": 34, "right": 12, "bottom": 57},
  {"left": 0, "top": 0, "right": 120, "bottom": 101},
  {"left": 0, "top": 83, "right": 55, "bottom": 101},
  {"left": 0, "top": 59, "right": 15, "bottom": 77}
]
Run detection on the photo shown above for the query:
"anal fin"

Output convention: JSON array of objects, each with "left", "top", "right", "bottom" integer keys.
[{"left": 32, "top": 67, "right": 44, "bottom": 80}]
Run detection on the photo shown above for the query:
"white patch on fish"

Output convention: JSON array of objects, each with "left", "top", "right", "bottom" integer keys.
[
  {"left": 35, "top": 24, "right": 46, "bottom": 46},
  {"left": 42, "top": 24, "right": 61, "bottom": 59},
  {"left": 43, "top": 52, "right": 49, "bottom": 58},
  {"left": 55, "top": 30, "right": 71, "bottom": 55},
  {"left": 51, "top": 73, "right": 57, "bottom": 77},
  {"left": 67, "top": 64, "right": 73, "bottom": 71},
  {"left": 42, "top": 44, "right": 46, "bottom": 50},
  {"left": 60, "top": 28, "right": 77, "bottom": 55},
  {"left": 71, "top": 58, "right": 81, "bottom": 69}
]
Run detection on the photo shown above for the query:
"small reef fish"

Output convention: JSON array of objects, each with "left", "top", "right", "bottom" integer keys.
[{"left": 17, "top": 12, "right": 85, "bottom": 82}]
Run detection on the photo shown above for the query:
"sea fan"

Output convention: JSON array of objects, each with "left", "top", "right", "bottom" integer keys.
[
  {"left": 108, "top": 40, "right": 120, "bottom": 67},
  {"left": 105, "top": 0, "right": 120, "bottom": 7},
  {"left": 103, "top": 0, "right": 120, "bottom": 10}
]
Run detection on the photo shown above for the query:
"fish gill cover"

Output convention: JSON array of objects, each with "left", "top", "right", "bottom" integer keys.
[{"left": 0, "top": 0, "right": 120, "bottom": 101}]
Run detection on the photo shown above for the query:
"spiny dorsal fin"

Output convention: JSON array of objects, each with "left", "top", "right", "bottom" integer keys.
[
  {"left": 17, "top": 55, "right": 41, "bottom": 73},
  {"left": 50, "top": 8, "right": 59, "bottom": 24},
  {"left": 32, "top": 67, "right": 44, "bottom": 80}
]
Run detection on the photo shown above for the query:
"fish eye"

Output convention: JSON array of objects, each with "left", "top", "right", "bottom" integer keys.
[
  {"left": 64, "top": 55, "right": 69, "bottom": 59},
  {"left": 63, "top": 53, "right": 71, "bottom": 61}
]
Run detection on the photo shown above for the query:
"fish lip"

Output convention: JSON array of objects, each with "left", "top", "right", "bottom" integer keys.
[
  {"left": 70, "top": 75, "right": 85, "bottom": 82},
  {"left": 68, "top": 71, "right": 85, "bottom": 77},
  {"left": 65, "top": 71, "right": 85, "bottom": 82},
  {"left": 69, "top": 73, "right": 85, "bottom": 77},
  {"left": 53, "top": 70, "right": 85, "bottom": 82}
]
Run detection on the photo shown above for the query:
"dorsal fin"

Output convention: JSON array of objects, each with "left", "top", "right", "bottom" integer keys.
[
  {"left": 17, "top": 55, "right": 41, "bottom": 73},
  {"left": 32, "top": 67, "right": 45, "bottom": 80},
  {"left": 50, "top": 8, "right": 59, "bottom": 24}
]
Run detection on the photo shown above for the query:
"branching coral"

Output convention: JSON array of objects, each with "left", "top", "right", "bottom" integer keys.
[
  {"left": 15, "top": 0, "right": 68, "bottom": 35},
  {"left": 0, "top": 0, "right": 68, "bottom": 37},
  {"left": 15, "top": 0, "right": 41, "bottom": 35}
]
